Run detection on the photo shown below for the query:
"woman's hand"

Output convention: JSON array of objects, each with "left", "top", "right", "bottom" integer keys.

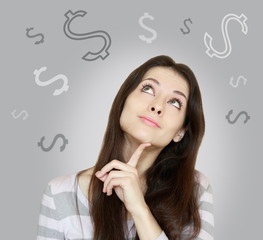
[{"left": 95, "top": 143, "right": 151, "bottom": 215}]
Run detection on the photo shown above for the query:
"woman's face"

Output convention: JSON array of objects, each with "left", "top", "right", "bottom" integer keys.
[{"left": 120, "top": 66, "right": 189, "bottom": 148}]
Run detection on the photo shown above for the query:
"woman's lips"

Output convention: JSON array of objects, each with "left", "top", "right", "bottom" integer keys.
[{"left": 139, "top": 116, "right": 160, "bottom": 128}]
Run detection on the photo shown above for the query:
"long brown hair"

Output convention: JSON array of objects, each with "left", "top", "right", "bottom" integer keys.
[{"left": 83, "top": 55, "right": 205, "bottom": 239}]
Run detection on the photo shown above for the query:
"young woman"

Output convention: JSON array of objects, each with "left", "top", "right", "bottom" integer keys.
[{"left": 37, "top": 55, "right": 214, "bottom": 240}]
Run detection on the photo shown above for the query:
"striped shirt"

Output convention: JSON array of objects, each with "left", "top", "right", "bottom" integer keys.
[{"left": 37, "top": 170, "right": 214, "bottom": 240}]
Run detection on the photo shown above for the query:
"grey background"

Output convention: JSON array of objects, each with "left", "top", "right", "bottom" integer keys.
[{"left": 1, "top": 0, "right": 262, "bottom": 239}]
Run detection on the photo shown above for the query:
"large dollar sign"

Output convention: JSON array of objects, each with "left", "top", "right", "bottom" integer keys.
[
  {"left": 226, "top": 109, "right": 250, "bottom": 124},
  {"left": 38, "top": 134, "right": 69, "bottom": 152},
  {"left": 26, "top": 27, "right": 44, "bottom": 44},
  {"left": 138, "top": 13, "right": 157, "bottom": 44},
  {"left": 204, "top": 13, "right": 248, "bottom": 59},
  {"left": 33, "top": 67, "right": 69, "bottom": 96},
  {"left": 63, "top": 10, "right": 111, "bottom": 61}
]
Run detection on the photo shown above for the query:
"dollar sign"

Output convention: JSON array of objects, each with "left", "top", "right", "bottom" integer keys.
[
  {"left": 26, "top": 27, "right": 44, "bottom": 44},
  {"left": 226, "top": 109, "right": 250, "bottom": 124},
  {"left": 180, "top": 18, "right": 193, "bottom": 34},
  {"left": 37, "top": 134, "right": 69, "bottom": 152},
  {"left": 63, "top": 10, "right": 111, "bottom": 61},
  {"left": 229, "top": 75, "right": 248, "bottom": 88},
  {"left": 138, "top": 13, "right": 157, "bottom": 43},
  {"left": 33, "top": 66, "right": 69, "bottom": 96},
  {"left": 204, "top": 13, "right": 248, "bottom": 59},
  {"left": 11, "top": 110, "right": 29, "bottom": 120}
]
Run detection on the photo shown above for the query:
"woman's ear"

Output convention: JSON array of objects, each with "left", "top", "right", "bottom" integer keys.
[{"left": 173, "top": 128, "right": 187, "bottom": 142}]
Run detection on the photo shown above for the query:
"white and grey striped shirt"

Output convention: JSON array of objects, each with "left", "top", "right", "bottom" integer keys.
[{"left": 37, "top": 170, "right": 214, "bottom": 240}]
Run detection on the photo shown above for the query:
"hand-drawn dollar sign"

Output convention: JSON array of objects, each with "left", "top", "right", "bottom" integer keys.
[
  {"left": 38, "top": 134, "right": 69, "bottom": 152},
  {"left": 180, "top": 18, "right": 193, "bottom": 34},
  {"left": 11, "top": 110, "right": 29, "bottom": 120},
  {"left": 33, "top": 67, "right": 69, "bottom": 96},
  {"left": 26, "top": 27, "right": 44, "bottom": 44},
  {"left": 63, "top": 10, "right": 111, "bottom": 61},
  {"left": 138, "top": 13, "right": 157, "bottom": 43},
  {"left": 229, "top": 75, "right": 248, "bottom": 88},
  {"left": 204, "top": 13, "right": 248, "bottom": 59},
  {"left": 226, "top": 109, "right": 250, "bottom": 124}
]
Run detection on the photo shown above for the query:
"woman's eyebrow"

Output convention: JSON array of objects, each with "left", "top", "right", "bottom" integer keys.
[
  {"left": 144, "top": 77, "right": 160, "bottom": 85},
  {"left": 173, "top": 90, "right": 187, "bottom": 100},
  {"left": 144, "top": 77, "right": 187, "bottom": 100}
]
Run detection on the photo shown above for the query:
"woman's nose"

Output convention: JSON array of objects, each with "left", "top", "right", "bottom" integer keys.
[{"left": 148, "top": 103, "right": 163, "bottom": 116}]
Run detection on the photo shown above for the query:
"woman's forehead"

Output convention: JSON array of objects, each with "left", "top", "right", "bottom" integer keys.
[{"left": 142, "top": 66, "right": 189, "bottom": 97}]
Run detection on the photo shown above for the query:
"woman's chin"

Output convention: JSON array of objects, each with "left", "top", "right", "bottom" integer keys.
[{"left": 126, "top": 133, "right": 170, "bottom": 149}]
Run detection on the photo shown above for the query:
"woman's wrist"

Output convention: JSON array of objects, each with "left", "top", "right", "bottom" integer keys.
[
  {"left": 128, "top": 200, "right": 149, "bottom": 218},
  {"left": 130, "top": 203, "right": 163, "bottom": 240}
]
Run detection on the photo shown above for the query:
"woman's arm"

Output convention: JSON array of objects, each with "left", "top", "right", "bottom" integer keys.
[{"left": 129, "top": 204, "right": 166, "bottom": 240}]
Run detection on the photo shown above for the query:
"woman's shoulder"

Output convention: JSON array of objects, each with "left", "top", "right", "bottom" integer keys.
[
  {"left": 195, "top": 169, "right": 212, "bottom": 188},
  {"left": 77, "top": 167, "right": 95, "bottom": 200},
  {"left": 45, "top": 167, "right": 95, "bottom": 199},
  {"left": 46, "top": 172, "right": 78, "bottom": 195},
  {"left": 194, "top": 169, "right": 213, "bottom": 198}
]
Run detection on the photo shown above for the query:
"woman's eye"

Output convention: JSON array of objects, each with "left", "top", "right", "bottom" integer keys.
[
  {"left": 141, "top": 84, "right": 154, "bottom": 95},
  {"left": 169, "top": 99, "right": 182, "bottom": 109}
]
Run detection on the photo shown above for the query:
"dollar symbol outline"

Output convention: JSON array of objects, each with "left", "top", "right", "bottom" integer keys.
[
  {"left": 138, "top": 13, "right": 157, "bottom": 44},
  {"left": 180, "top": 18, "right": 193, "bottom": 35},
  {"left": 33, "top": 66, "right": 69, "bottom": 96},
  {"left": 229, "top": 75, "right": 248, "bottom": 88},
  {"left": 11, "top": 110, "right": 29, "bottom": 120},
  {"left": 204, "top": 13, "right": 248, "bottom": 59},
  {"left": 63, "top": 10, "right": 111, "bottom": 61},
  {"left": 26, "top": 27, "right": 44, "bottom": 44},
  {"left": 226, "top": 109, "right": 250, "bottom": 124},
  {"left": 38, "top": 134, "right": 69, "bottom": 152}
]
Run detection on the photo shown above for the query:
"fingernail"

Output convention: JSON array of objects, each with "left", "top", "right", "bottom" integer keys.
[{"left": 143, "top": 143, "right": 151, "bottom": 147}]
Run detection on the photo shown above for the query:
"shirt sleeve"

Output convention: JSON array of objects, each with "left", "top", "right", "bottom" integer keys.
[
  {"left": 155, "top": 231, "right": 168, "bottom": 240},
  {"left": 195, "top": 173, "right": 214, "bottom": 240},
  {"left": 37, "top": 183, "right": 64, "bottom": 240}
]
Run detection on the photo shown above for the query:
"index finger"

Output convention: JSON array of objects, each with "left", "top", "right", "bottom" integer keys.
[{"left": 127, "top": 143, "right": 151, "bottom": 167}]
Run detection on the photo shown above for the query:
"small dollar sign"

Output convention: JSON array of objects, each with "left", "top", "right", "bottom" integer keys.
[
  {"left": 229, "top": 75, "right": 248, "bottom": 88},
  {"left": 226, "top": 109, "right": 250, "bottom": 124},
  {"left": 33, "top": 66, "right": 69, "bottom": 96},
  {"left": 180, "top": 18, "right": 193, "bottom": 34},
  {"left": 138, "top": 13, "right": 157, "bottom": 44},
  {"left": 11, "top": 110, "right": 29, "bottom": 120},
  {"left": 204, "top": 13, "right": 248, "bottom": 59},
  {"left": 26, "top": 27, "right": 44, "bottom": 44},
  {"left": 63, "top": 10, "right": 111, "bottom": 61},
  {"left": 38, "top": 134, "right": 69, "bottom": 152}
]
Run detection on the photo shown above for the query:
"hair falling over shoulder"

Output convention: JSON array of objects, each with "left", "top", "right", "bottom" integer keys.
[{"left": 86, "top": 55, "right": 205, "bottom": 240}]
